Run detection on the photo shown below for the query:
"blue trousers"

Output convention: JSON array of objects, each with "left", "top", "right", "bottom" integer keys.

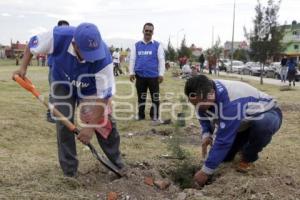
[{"left": 224, "top": 107, "right": 282, "bottom": 163}]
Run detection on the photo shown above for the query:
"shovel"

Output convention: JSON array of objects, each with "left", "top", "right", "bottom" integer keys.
[{"left": 13, "top": 75, "right": 123, "bottom": 177}]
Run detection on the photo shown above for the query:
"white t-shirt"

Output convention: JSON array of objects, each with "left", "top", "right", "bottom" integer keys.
[{"left": 112, "top": 51, "right": 120, "bottom": 64}]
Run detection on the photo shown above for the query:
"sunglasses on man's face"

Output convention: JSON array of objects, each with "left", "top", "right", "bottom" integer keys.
[{"left": 144, "top": 29, "right": 153, "bottom": 33}]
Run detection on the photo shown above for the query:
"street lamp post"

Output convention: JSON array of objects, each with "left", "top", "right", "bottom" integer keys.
[{"left": 230, "top": 0, "right": 236, "bottom": 72}]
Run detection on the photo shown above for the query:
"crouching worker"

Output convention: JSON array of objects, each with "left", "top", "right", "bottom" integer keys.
[
  {"left": 184, "top": 75, "right": 282, "bottom": 187},
  {"left": 12, "top": 23, "right": 124, "bottom": 177}
]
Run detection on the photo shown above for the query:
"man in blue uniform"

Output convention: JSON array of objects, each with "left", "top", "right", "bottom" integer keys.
[
  {"left": 12, "top": 23, "right": 124, "bottom": 177},
  {"left": 184, "top": 75, "right": 282, "bottom": 187},
  {"left": 129, "top": 23, "right": 165, "bottom": 122}
]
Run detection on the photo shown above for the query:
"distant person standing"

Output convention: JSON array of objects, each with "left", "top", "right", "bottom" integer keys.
[
  {"left": 112, "top": 48, "right": 123, "bottom": 76},
  {"left": 212, "top": 54, "right": 218, "bottom": 75},
  {"left": 41, "top": 55, "right": 46, "bottom": 66},
  {"left": 15, "top": 54, "right": 20, "bottom": 66},
  {"left": 207, "top": 53, "right": 213, "bottom": 74},
  {"left": 46, "top": 20, "right": 69, "bottom": 123},
  {"left": 129, "top": 22, "right": 165, "bottom": 122},
  {"left": 199, "top": 53, "right": 205, "bottom": 73},
  {"left": 280, "top": 55, "right": 288, "bottom": 83},
  {"left": 287, "top": 57, "right": 297, "bottom": 87}
]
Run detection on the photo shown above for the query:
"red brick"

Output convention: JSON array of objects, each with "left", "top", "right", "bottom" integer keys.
[{"left": 144, "top": 176, "right": 154, "bottom": 186}]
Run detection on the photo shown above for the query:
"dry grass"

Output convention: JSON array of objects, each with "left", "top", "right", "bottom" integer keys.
[{"left": 0, "top": 61, "right": 299, "bottom": 199}]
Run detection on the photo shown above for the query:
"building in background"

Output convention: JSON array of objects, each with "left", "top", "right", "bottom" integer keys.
[
  {"left": 5, "top": 40, "right": 26, "bottom": 58},
  {"left": 281, "top": 20, "right": 300, "bottom": 59},
  {"left": 223, "top": 41, "right": 248, "bottom": 58},
  {"left": 190, "top": 44, "right": 203, "bottom": 57}
]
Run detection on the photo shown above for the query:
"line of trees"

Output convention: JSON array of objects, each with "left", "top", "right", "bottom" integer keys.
[
  {"left": 165, "top": 0, "right": 285, "bottom": 83},
  {"left": 165, "top": 36, "right": 193, "bottom": 62}
]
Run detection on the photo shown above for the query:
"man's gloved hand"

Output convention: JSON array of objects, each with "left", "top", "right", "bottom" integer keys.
[
  {"left": 193, "top": 170, "right": 209, "bottom": 187},
  {"left": 202, "top": 136, "right": 213, "bottom": 158},
  {"left": 77, "top": 128, "right": 94, "bottom": 145}
]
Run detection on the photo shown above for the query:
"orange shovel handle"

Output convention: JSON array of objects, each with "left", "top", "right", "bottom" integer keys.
[
  {"left": 14, "top": 75, "right": 40, "bottom": 98},
  {"left": 13, "top": 75, "right": 123, "bottom": 177},
  {"left": 13, "top": 75, "right": 76, "bottom": 131}
]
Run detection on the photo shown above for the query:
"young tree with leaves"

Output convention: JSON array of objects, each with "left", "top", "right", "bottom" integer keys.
[
  {"left": 177, "top": 36, "right": 192, "bottom": 59},
  {"left": 248, "top": 0, "right": 284, "bottom": 84},
  {"left": 165, "top": 38, "right": 177, "bottom": 62}
]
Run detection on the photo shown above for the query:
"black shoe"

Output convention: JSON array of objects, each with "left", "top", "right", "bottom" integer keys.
[
  {"left": 293, "top": 82, "right": 296, "bottom": 87},
  {"left": 46, "top": 110, "right": 56, "bottom": 123},
  {"left": 64, "top": 171, "right": 78, "bottom": 178},
  {"left": 134, "top": 115, "right": 145, "bottom": 121}
]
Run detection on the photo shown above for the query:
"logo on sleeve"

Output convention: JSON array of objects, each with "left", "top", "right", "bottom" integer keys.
[{"left": 29, "top": 36, "right": 38, "bottom": 48}]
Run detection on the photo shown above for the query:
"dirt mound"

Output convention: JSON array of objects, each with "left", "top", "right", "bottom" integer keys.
[{"left": 75, "top": 162, "right": 181, "bottom": 200}]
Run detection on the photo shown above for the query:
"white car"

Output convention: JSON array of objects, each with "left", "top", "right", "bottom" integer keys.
[{"left": 226, "top": 60, "right": 245, "bottom": 73}]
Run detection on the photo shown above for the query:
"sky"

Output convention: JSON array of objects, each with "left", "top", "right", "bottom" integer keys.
[{"left": 0, "top": 0, "right": 299, "bottom": 49}]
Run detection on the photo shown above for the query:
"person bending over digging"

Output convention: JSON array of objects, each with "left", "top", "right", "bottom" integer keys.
[
  {"left": 12, "top": 23, "right": 124, "bottom": 177},
  {"left": 184, "top": 75, "right": 282, "bottom": 187}
]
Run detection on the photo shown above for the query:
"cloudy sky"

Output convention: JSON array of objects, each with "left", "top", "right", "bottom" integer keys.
[{"left": 0, "top": 0, "right": 298, "bottom": 49}]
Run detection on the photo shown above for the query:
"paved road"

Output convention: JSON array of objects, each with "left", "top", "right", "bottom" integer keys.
[{"left": 215, "top": 71, "right": 299, "bottom": 88}]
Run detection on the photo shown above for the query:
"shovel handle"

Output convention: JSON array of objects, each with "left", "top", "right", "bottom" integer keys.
[
  {"left": 13, "top": 75, "right": 76, "bottom": 132},
  {"left": 13, "top": 75, "right": 123, "bottom": 177},
  {"left": 14, "top": 75, "right": 40, "bottom": 98}
]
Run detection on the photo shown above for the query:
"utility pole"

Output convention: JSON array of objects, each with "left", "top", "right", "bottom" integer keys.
[
  {"left": 212, "top": 26, "right": 214, "bottom": 48},
  {"left": 230, "top": 0, "right": 236, "bottom": 72}
]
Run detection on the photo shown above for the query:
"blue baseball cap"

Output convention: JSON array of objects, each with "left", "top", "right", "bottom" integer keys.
[{"left": 74, "top": 23, "right": 106, "bottom": 62}]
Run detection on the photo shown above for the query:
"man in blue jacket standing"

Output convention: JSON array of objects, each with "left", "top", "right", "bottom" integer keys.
[
  {"left": 129, "top": 23, "right": 165, "bottom": 122},
  {"left": 12, "top": 23, "right": 124, "bottom": 177},
  {"left": 184, "top": 75, "right": 282, "bottom": 187}
]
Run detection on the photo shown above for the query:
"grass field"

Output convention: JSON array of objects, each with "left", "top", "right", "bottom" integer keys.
[{"left": 0, "top": 59, "right": 299, "bottom": 199}]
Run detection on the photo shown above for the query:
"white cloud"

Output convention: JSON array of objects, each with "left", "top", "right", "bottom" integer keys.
[
  {"left": 1, "top": 13, "right": 11, "bottom": 17},
  {"left": 28, "top": 26, "right": 48, "bottom": 35}
]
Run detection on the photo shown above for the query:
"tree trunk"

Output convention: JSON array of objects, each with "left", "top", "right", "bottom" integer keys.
[{"left": 260, "top": 63, "right": 264, "bottom": 85}]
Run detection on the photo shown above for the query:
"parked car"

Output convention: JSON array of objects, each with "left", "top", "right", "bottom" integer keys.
[
  {"left": 265, "top": 62, "right": 281, "bottom": 78},
  {"left": 218, "top": 59, "right": 228, "bottom": 71},
  {"left": 227, "top": 60, "right": 246, "bottom": 74},
  {"left": 242, "top": 62, "right": 268, "bottom": 76}
]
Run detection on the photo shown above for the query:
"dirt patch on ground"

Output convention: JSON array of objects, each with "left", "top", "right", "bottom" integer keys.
[
  {"left": 279, "top": 102, "right": 300, "bottom": 112},
  {"left": 123, "top": 124, "right": 202, "bottom": 147},
  {"left": 70, "top": 156, "right": 300, "bottom": 200}
]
